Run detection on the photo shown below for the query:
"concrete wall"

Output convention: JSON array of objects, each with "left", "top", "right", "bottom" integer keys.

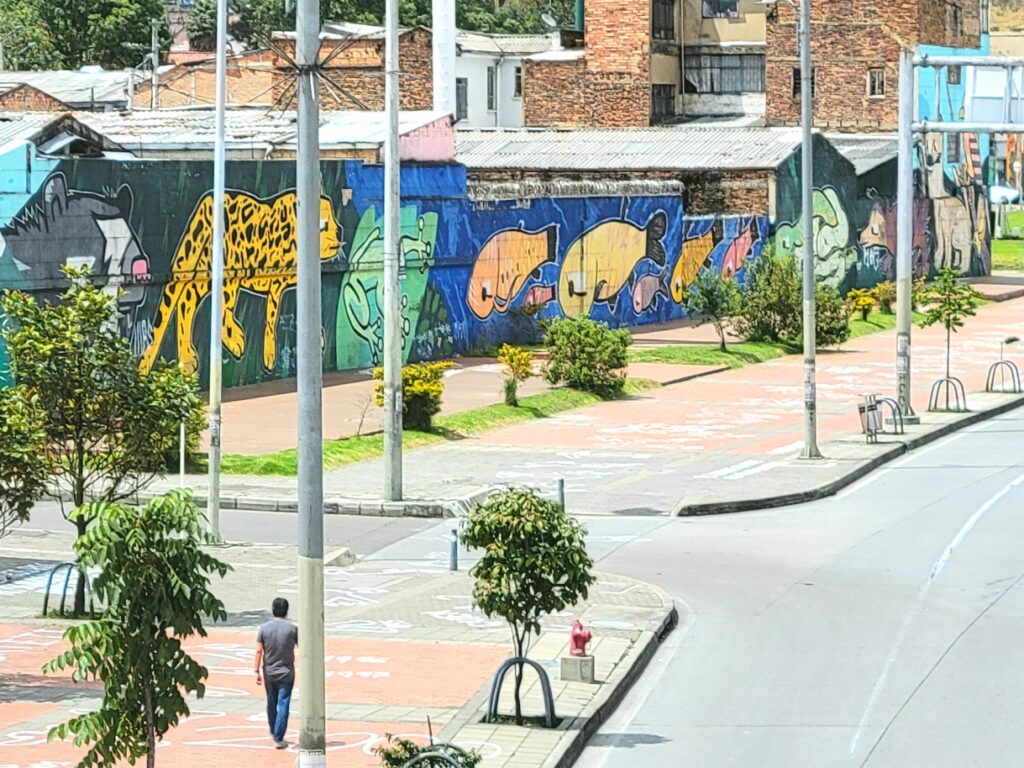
[
  {"left": 0, "top": 149, "right": 769, "bottom": 388},
  {"left": 683, "top": 0, "right": 767, "bottom": 46},
  {"left": 453, "top": 54, "right": 525, "bottom": 128}
]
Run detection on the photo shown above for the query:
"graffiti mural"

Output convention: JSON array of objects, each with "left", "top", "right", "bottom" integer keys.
[
  {"left": 776, "top": 187, "right": 859, "bottom": 291},
  {"left": 467, "top": 225, "right": 557, "bottom": 320},
  {"left": 139, "top": 189, "right": 341, "bottom": 375}
]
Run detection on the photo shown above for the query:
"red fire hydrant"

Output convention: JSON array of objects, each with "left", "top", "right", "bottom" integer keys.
[{"left": 570, "top": 620, "right": 592, "bottom": 657}]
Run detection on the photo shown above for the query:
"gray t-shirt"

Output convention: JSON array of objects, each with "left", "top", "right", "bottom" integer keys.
[{"left": 257, "top": 618, "right": 298, "bottom": 683}]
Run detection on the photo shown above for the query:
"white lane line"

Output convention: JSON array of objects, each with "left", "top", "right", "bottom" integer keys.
[
  {"left": 695, "top": 459, "right": 762, "bottom": 480},
  {"left": 848, "top": 470, "right": 1024, "bottom": 758},
  {"left": 768, "top": 441, "right": 805, "bottom": 456},
  {"left": 726, "top": 460, "right": 788, "bottom": 480}
]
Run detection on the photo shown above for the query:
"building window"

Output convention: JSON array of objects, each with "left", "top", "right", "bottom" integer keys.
[
  {"left": 652, "top": 84, "right": 676, "bottom": 120},
  {"left": 946, "top": 3, "right": 963, "bottom": 37},
  {"left": 456, "top": 77, "right": 468, "bottom": 121},
  {"left": 486, "top": 66, "right": 496, "bottom": 111},
  {"left": 982, "top": 0, "right": 990, "bottom": 34},
  {"left": 653, "top": 0, "right": 675, "bottom": 40},
  {"left": 868, "top": 68, "right": 885, "bottom": 97},
  {"left": 948, "top": 64, "right": 962, "bottom": 85},
  {"left": 684, "top": 53, "right": 765, "bottom": 94},
  {"left": 792, "top": 67, "right": 816, "bottom": 99},
  {"left": 947, "top": 133, "right": 960, "bottom": 163},
  {"left": 514, "top": 66, "right": 522, "bottom": 98},
  {"left": 703, "top": 0, "right": 739, "bottom": 18}
]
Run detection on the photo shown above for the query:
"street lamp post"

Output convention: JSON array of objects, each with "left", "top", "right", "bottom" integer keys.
[{"left": 798, "top": 0, "right": 821, "bottom": 459}]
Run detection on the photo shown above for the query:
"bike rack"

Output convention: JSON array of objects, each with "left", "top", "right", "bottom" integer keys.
[
  {"left": 42, "top": 563, "right": 95, "bottom": 617},
  {"left": 486, "top": 657, "right": 557, "bottom": 728},
  {"left": 986, "top": 360, "right": 1022, "bottom": 394},
  {"left": 928, "top": 376, "right": 968, "bottom": 413},
  {"left": 874, "top": 396, "right": 905, "bottom": 435}
]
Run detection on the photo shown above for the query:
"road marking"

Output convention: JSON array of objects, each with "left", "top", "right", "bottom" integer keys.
[
  {"left": 768, "top": 441, "right": 805, "bottom": 455},
  {"left": 694, "top": 459, "right": 763, "bottom": 479},
  {"left": 848, "top": 469, "right": 1024, "bottom": 758}
]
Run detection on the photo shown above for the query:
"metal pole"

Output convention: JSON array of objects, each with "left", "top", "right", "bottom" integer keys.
[
  {"left": 799, "top": 0, "right": 820, "bottom": 459},
  {"left": 896, "top": 50, "right": 919, "bottom": 422},
  {"left": 296, "top": 0, "right": 326, "bottom": 763},
  {"left": 383, "top": 0, "right": 403, "bottom": 501},
  {"left": 207, "top": 0, "right": 227, "bottom": 541},
  {"left": 150, "top": 20, "right": 160, "bottom": 110}
]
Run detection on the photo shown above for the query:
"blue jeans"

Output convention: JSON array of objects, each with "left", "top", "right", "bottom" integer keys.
[{"left": 264, "top": 678, "right": 293, "bottom": 743}]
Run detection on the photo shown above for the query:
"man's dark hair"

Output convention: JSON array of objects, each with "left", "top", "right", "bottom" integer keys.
[{"left": 272, "top": 597, "right": 289, "bottom": 618}]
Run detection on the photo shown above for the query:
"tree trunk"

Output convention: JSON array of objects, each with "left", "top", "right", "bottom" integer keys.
[
  {"left": 73, "top": 515, "right": 88, "bottom": 616},
  {"left": 513, "top": 662, "right": 524, "bottom": 725},
  {"left": 143, "top": 676, "right": 156, "bottom": 768},
  {"left": 716, "top": 322, "right": 727, "bottom": 353}
]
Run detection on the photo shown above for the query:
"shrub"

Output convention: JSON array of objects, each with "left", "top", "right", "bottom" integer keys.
[
  {"left": 814, "top": 285, "right": 852, "bottom": 348},
  {"left": 373, "top": 361, "right": 454, "bottom": 432},
  {"left": 872, "top": 281, "right": 896, "bottom": 314},
  {"left": 682, "top": 265, "right": 740, "bottom": 352},
  {"left": 373, "top": 735, "right": 481, "bottom": 768},
  {"left": 846, "top": 288, "right": 875, "bottom": 322},
  {"left": 542, "top": 317, "right": 631, "bottom": 399},
  {"left": 734, "top": 250, "right": 802, "bottom": 343},
  {"left": 497, "top": 344, "right": 534, "bottom": 407},
  {"left": 912, "top": 275, "right": 927, "bottom": 311}
]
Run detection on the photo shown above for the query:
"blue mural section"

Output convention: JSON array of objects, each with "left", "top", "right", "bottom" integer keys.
[{"left": 0, "top": 155, "right": 769, "bottom": 388}]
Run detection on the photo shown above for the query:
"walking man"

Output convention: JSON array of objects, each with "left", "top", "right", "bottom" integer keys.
[{"left": 255, "top": 597, "right": 298, "bottom": 749}]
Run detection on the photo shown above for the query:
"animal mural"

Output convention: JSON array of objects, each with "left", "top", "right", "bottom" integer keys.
[
  {"left": 776, "top": 187, "right": 858, "bottom": 290},
  {"left": 467, "top": 225, "right": 558, "bottom": 320},
  {"left": 557, "top": 211, "right": 668, "bottom": 318},
  {"left": 0, "top": 172, "right": 151, "bottom": 324},
  {"left": 335, "top": 205, "right": 443, "bottom": 368},
  {"left": 139, "top": 189, "right": 341, "bottom": 375}
]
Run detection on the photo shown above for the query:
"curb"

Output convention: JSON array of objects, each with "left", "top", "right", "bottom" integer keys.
[
  {"left": 675, "top": 393, "right": 1024, "bottom": 516},
  {"left": 544, "top": 603, "right": 678, "bottom": 768}
]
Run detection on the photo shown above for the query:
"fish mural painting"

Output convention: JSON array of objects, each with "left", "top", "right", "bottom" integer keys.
[
  {"left": 630, "top": 271, "right": 670, "bottom": 314},
  {"left": 671, "top": 221, "right": 718, "bottom": 303},
  {"left": 467, "top": 225, "right": 558, "bottom": 320},
  {"left": 720, "top": 220, "right": 759, "bottom": 279},
  {"left": 557, "top": 211, "right": 668, "bottom": 318}
]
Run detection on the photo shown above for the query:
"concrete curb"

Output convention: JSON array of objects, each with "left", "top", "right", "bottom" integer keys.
[
  {"left": 675, "top": 393, "right": 1024, "bottom": 516},
  {"left": 543, "top": 603, "right": 678, "bottom": 768}
]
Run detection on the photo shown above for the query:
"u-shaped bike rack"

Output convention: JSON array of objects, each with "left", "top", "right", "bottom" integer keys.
[
  {"left": 486, "top": 657, "right": 558, "bottom": 728},
  {"left": 42, "top": 563, "right": 95, "bottom": 617}
]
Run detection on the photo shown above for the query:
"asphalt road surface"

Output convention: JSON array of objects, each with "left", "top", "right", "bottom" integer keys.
[{"left": 578, "top": 409, "right": 1024, "bottom": 768}]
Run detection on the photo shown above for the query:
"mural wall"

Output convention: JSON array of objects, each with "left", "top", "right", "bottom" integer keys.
[{"left": 0, "top": 151, "right": 768, "bottom": 388}]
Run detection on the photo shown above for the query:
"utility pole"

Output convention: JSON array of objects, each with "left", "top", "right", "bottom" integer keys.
[
  {"left": 150, "top": 20, "right": 160, "bottom": 110},
  {"left": 296, "top": 0, "right": 326, "bottom": 764},
  {"left": 207, "top": 0, "right": 227, "bottom": 541},
  {"left": 895, "top": 50, "right": 919, "bottom": 423},
  {"left": 383, "top": 0, "right": 403, "bottom": 501},
  {"left": 799, "top": 0, "right": 821, "bottom": 459}
]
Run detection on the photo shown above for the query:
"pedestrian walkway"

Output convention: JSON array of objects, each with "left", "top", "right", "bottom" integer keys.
[{"left": 0, "top": 530, "right": 673, "bottom": 768}]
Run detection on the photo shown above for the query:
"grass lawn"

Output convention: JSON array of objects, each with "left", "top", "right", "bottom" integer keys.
[
  {"left": 992, "top": 238, "right": 1024, "bottom": 272},
  {"left": 220, "top": 378, "right": 659, "bottom": 476},
  {"left": 1006, "top": 209, "right": 1024, "bottom": 232},
  {"left": 848, "top": 310, "right": 927, "bottom": 340},
  {"left": 628, "top": 341, "right": 793, "bottom": 369}
]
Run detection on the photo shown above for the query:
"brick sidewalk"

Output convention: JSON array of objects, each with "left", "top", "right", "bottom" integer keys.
[{"left": 0, "top": 533, "right": 673, "bottom": 768}]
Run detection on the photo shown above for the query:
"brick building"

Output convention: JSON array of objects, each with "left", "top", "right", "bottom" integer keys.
[
  {"left": 765, "top": 0, "right": 983, "bottom": 131},
  {"left": 133, "top": 50, "right": 275, "bottom": 109}
]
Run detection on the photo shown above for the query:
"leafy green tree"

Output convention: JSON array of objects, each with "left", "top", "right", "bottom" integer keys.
[
  {"left": 543, "top": 317, "right": 631, "bottom": 398},
  {"left": 682, "top": 264, "right": 739, "bottom": 352},
  {"left": 44, "top": 491, "right": 229, "bottom": 768},
  {"left": 917, "top": 267, "right": 983, "bottom": 379},
  {"left": 734, "top": 249, "right": 802, "bottom": 343},
  {"left": 1, "top": 268, "right": 204, "bottom": 614},
  {"left": 0, "top": 386, "right": 47, "bottom": 536},
  {"left": 38, "top": 0, "right": 168, "bottom": 69},
  {"left": 462, "top": 488, "right": 595, "bottom": 725},
  {"left": 0, "top": 0, "right": 63, "bottom": 69},
  {"left": 186, "top": 0, "right": 217, "bottom": 52}
]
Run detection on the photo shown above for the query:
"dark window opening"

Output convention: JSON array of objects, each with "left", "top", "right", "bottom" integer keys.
[
  {"left": 653, "top": 0, "right": 676, "bottom": 40},
  {"left": 514, "top": 66, "right": 523, "bottom": 98},
  {"left": 684, "top": 53, "right": 765, "bottom": 94},
  {"left": 869, "top": 69, "right": 885, "bottom": 97},
  {"left": 652, "top": 84, "right": 676, "bottom": 120},
  {"left": 486, "top": 66, "right": 496, "bottom": 110},
  {"left": 948, "top": 64, "right": 962, "bottom": 85},
  {"left": 947, "top": 133, "right": 960, "bottom": 163},
  {"left": 792, "top": 67, "right": 816, "bottom": 99},
  {"left": 703, "top": 0, "right": 739, "bottom": 18},
  {"left": 456, "top": 77, "right": 468, "bottom": 121}
]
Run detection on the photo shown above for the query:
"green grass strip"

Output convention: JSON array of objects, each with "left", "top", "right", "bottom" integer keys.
[
  {"left": 220, "top": 378, "right": 659, "bottom": 476},
  {"left": 628, "top": 341, "right": 793, "bottom": 369}
]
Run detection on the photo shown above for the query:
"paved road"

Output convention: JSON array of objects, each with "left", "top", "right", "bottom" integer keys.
[{"left": 578, "top": 409, "right": 1024, "bottom": 768}]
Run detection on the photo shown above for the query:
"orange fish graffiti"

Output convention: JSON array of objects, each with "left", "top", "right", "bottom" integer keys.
[{"left": 468, "top": 225, "right": 558, "bottom": 320}]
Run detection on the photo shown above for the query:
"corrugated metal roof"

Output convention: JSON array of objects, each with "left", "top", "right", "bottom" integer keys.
[
  {"left": 75, "top": 108, "right": 450, "bottom": 152},
  {"left": 0, "top": 71, "right": 136, "bottom": 107},
  {"left": 456, "top": 127, "right": 804, "bottom": 171},
  {"left": 0, "top": 113, "right": 61, "bottom": 147},
  {"left": 826, "top": 133, "right": 898, "bottom": 175}
]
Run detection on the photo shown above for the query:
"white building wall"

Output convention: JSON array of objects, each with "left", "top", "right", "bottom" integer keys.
[{"left": 453, "top": 53, "right": 524, "bottom": 128}]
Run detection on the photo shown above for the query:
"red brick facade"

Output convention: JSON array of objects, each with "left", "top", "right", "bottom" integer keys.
[
  {"left": 523, "top": 0, "right": 651, "bottom": 128},
  {"left": 271, "top": 30, "right": 433, "bottom": 111},
  {"left": 0, "top": 85, "right": 69, "bottom": 112},
  {"left": 765, "top": 0, "right": 981, "bottom": 131}
]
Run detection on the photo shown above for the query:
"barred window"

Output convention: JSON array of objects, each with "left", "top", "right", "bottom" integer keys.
[
  {"left": 703, "top": 0, "right": 739, "bottom": 18},
  {"left": 652, "top": 84, "right": 676, "bottom": 120},
  {"left": 684, "top": 53, "right": 765, "bottom": 94},
  {"left": 869, "top": 69, "right": 885, "bottom": 97},
  {"left": 792, "top": 66, "right": 816, "bottom": 99},
  {"left": 653, "top": 0, "right": 675, "bottom": 40}
]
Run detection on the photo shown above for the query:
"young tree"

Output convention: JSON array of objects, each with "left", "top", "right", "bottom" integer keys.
[
  {"left": 682, "top": 264, "right": 739, "bottom": 352},
  {"left": 917, "top": 267, "right": 983, "bottom": 380},
  {"left": 461, "top": 488, "right": 595, "bottom": 725},
  {"left": 0, "top": 387, "right": 47, "bottom": 536},
  {"left": 1, "top": 268, "right": 203, "bottom": 614},
  {"left": 497, "top": 343, "right": 534, "bottom": 406},
  {"left": 44, "top": 491, "right": 229, "bottom": 768}
]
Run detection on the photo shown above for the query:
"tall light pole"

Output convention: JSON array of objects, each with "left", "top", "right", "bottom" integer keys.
[
  {"left": 895, "top": 50, "right": 919, "bottom": 423},
  {"left": 383, "top": 0, "right": 403, "bottom": 501},
  {"left": 150, "top": 19, "right": 161, "bottom": 110},
  {"left": 207, "top": 0, "right": 227, "bottom": 541},
  {"left": 798, "top": 0, "right": 821, "bottom": 459},
  {"left": 295, "top": 0, "right": 327, "bottom": 763}
]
